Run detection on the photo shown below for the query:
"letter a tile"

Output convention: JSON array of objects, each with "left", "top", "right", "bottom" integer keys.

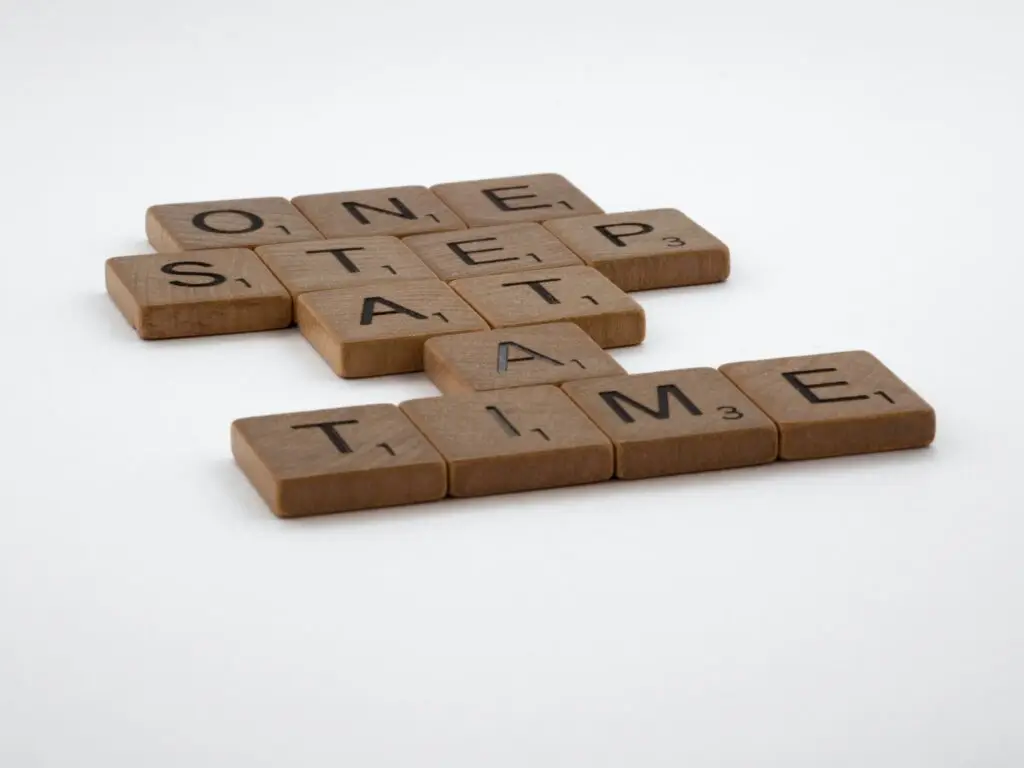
[
  {"left": 719, "top": 351, "right": 936, "bottom": 460},
  {"left": 424, "top": 322, "right": 625, "bottom": 393},
  {"left": 296, "top": 278, "right": 488, "bottom": 377},
  {"left": 544, "top": 208, "right": 730, "bottom": 292},
  {"left": 450, "top": 265, "right": 645, "bottom": 349},
  {"left": 401, "top": 386, "right": 613, "bottom": 497},
  {"left": 563, "top": 368, "right": 778, "bottom": 479},
  {"left": 232, "top": 404, "right": 447, "bottom": 517}
]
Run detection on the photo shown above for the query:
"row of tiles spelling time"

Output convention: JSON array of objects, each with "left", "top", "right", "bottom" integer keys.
[{"left": 233, "top": 351, "right": 936, "bottom": 518}]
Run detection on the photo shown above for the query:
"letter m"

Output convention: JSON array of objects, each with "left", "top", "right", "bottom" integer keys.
[{"left": 599, "top": 384, "right": 701, "bottom": 423}]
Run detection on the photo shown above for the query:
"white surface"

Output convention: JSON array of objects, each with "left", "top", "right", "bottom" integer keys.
[{"left": 2, "top": 1, "right": 1022, "bottom": 765}]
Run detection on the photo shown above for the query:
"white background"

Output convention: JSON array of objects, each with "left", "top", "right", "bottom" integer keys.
[{"left": 2, "top": 0, "right": 1022, "bottom": 765}]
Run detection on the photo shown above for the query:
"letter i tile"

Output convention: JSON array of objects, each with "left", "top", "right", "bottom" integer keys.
[{"left": 401, "top": 386, "right": 613, "bottom": 496}]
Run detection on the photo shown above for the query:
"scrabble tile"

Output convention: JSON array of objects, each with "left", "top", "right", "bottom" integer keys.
[
  {"left": 295, "top": 278, "right": 488, "bottom": 377},
  {"left": 292, "top": 186, "right": 465, "bottom": 238},
  {"left": 544, "top": 208, "right": 730, "bottom": 292},
  {"left": 105, "top": 248, "right": 291, "bottom": 340},
  {"left": 719, "top": 351, "right": 936, "bottom": 460},
  {"left": 254, "top": 237, "right": 436, "bottom": 298},
  {"left": 402, "top": 223, "right": 582, "bottom": 282},
  {"left": 424, "top": 322, "right": 626, "bottom": 394},
  {"left": 401, "top": 386, "right": 613, "bottom": 497},
  {"left": 449, "top": 265, "right": 645, "bottom": 349},
  {"left": 562, "top": 368, "right": 778, "bottom": 479},
  {"left": 146, "top": 197, "right": 322, "bottom": 252},
  {"left": 431, "top": 173, "right": 603, "bottom": 227},
  {"left": 232, "top": 404, "right": 447, "bottom": 518}
]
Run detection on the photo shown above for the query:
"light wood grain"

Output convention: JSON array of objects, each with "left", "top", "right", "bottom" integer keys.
[
  {"left": 232, "top": 404, "right": 446, "bottom": 517},
  {"left": 431, "top": 173, "right": 603, "bottom": 227},
  {"left": 105, "top": 248, "right": 291, "bottom": 339},
  {"left": 544, "top": 208, "right": 730, "bottom": 292},
  {"left": 401, "top": 386, "right": 613, "bottom": 497},
  {"left": 720, "top": 351, "right": 936, "bottom": 459},
  {"left": 292, "top": 186, "right": 465, "bottom": 238},
  {"left": 425, "top": 322, "right": 625, "bottom": 393},
  {"left": 146, "top": 197, "right": 322, "bottom": 252},
  {"left": 563, "top": 368, "right": 778, "bottom": 479},
  {"left": 295, "top": 278, "right": 488, "bottom": 377},
  {"left": 255, "top": 236, "right": 436, "bottom": 297},
  {"left": 449, "top": 265, "right": 644, "bottom": 348},
  {"left": 402, "top": 222, "right": 581, "bottom": 282}
]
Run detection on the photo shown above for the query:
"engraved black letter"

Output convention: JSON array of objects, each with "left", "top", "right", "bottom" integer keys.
[
  {"left": 599, "top": 384, "right": 702, "bottom": 423},
  {"left": 192, "top": 209, "right": 264, "bottom": 234},
  {"left": 343, "top": 197, "right": 417, "bottom": 225},
  {"left": 594, "top": 222, "right": 654, "bottom": 248},
  {"left": 160, "top": 261, "right": 227, "bottom": 287},
  {"left": 482, "top": 185, "right": 549, "bottom": 212},
  {"left": 485, "top": 405, "right": 521, "bottom": 436},
  {"left": 309, "top": 247, "right": 365, "bottom": 274},
  {"left": 290, "top": 419, "right": 359, "bottom": 453},
  {"left": 782, "top": 368, "right": 870, "bottom": 404},
  {"left": 360, "top": 296, "right": 428, "bottom": 325},
  {"left": 496, "top": 342, "right": 564, "bottom": 372},
  {"left": 500, "top": 277, "right": 562, "bottom": 305},
  {"left": 448, "top": 237, "right": 517, "bottom": 266}
]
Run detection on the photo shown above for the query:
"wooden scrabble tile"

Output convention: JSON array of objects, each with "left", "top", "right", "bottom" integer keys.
[
  {"left": 402, "top": 223, "right": 582, "bottom": 282},
  {"left": 232, "top": 404, "right": 447, "bottom": 518},
  {"left": 424, "top": 322, "right": 626, "bottom": 394},
  {"left": 562, "top": 368, "right": 778, "bottom": 479},
  {"left": 105, "top": 248, "right": 291, "bottom": 340},
  {"left": 254, "top": 237, "right": 436, "bottom": 298},
  {"left": 146, "top": 197, "right": 323, "bottom": 252},
  {"left": 449, "top": 265, "right": 645, "bottom": 348},
  {"left": 719, "top": 351, "right": 936, "bottom": 460},
  {"left": 544, "top": 208, "right": 730, "bottom": 292},
  {"left": 295, "top": 278, "right": 488, "bottom": 377},
  {"left": 431, "top": 173, "right": 603, "bottom": 227},
  {"left": 401, "top": 386, "right": 613, "bottom": 497},
  {"left": 292, "top": 186, "right": 465, "bottom": 238}
]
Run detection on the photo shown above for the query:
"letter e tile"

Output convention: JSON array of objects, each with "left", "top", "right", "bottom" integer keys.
[
  {"left": 403, "top": 223, "right": 582, "bottom": 282},
  {"left": 431, "top": 174, "right": 603, "bottom": 227},
  {"left": 719, "top": 351, "right": 936, "bottom": 459}
]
